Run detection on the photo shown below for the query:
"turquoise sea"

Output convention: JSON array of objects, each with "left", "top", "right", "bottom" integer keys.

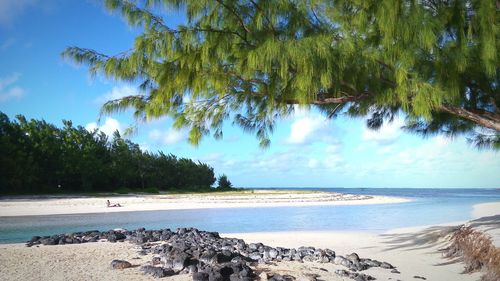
[{"left": 0, "top": 188, "right": 499, "bottom": 243}]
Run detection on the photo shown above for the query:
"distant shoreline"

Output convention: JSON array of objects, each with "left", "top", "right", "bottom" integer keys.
[{"left": 0, "top": 190, "right": 411, "bottom": 217}]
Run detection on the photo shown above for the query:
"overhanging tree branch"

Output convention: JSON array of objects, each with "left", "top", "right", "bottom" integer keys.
[
  {"left": 440, "top": 105, "right": 500, "bottom": 132},
  {"left": 65, "top": 0, "right": 500, "bottom": 148}
]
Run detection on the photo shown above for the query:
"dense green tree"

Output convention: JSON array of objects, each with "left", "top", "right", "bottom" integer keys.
[
  {"left": 0, "top": 112, "right": 216, "bottom": 195},
  {"left": 217, "top": 174, "right": 233, "bottom": 190},
  {"left": 64, "top": 0, "right": 499, "bottom": 148}
]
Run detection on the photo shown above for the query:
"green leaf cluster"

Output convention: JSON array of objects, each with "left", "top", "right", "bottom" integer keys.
[{"left": 63, "top": 0, "right": 499, "bottom": 148}]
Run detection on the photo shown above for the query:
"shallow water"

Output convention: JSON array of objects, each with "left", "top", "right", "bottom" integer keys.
[{"left": 0, "top": 188, "right": 499, "bottom": 243}]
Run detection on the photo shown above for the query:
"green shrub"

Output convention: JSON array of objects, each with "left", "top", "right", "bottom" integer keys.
[
  {"left": 115, "top": 187, "right": 132, "bottom": 194},
  {"left": 143, "top": 187, "right": 159, "bottom": 194}
]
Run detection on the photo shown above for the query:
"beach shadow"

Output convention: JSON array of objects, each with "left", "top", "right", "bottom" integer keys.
[
  {"left": 379, "top": 225, "right": 460, "bottom": 252},
  {"left": 377, "top": 215, "right": 500, "bottom": 266},
  {"left": 434, "top": 257, "right": 463, "bottom": 266},
  {"left": 468, "top": 215, "right": 500, "bottom": 232}
]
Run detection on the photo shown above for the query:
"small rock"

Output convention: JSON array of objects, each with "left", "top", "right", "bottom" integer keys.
[
  {"left": 335, "top": 269, "right": 349, "bottom": 277},
  {"left": 208, "top": 271, "right": 223, "bottom": 281},
  {"left": 333, "top": 256, "right": 351, "bottom": 267},
  {"left": 40, "top": 237, "right": 58, "bottom": 245},
  {"left": 380, "top": 261, "right": 394, "bottom": 269},
  {"left": 249, "top": 253, "right": 262, "bottom": 261},
  {"left": 413, "top": 276, "right": 426, "bottom": 280},
  {"left": 346, "top": 253, "right": 360, "bottom": 263},
  {"left": 229, "top": 273, "right": 241, "bottom": 281},
  {"left": 172, "top": 252, "right": 190, "bottom": 271},
  {"left": 200, "top": 251, "right": 217, "bottom": 264},
  {"left": 193, "top": 272, "right": 209, "bottom": 281},
  {"left": 269, "top": 249, "right": 279, "bottom": 259},
  {"left": 111, "top": 259, "right": 132, "bottom": 269},
  {"left": 29, "top": 236, "right": 41, "bottom": 243},
  {"left": 268, "top": 273, "right": 284, "bottom": 281},
  {"left": 304, "top": 273, "right": 319, "bottom": 281},
  {"left": 141, "top": 265, "right": 175, "bottom": 278}
]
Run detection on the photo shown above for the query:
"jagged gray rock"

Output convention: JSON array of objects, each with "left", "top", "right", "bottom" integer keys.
[{"left": 27, "top": 227, "right": 398, "bottom": 281}]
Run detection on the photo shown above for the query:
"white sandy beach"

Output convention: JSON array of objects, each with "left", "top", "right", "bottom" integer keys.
[
  {"left": 0, "top": 190, "right": 411, "bottom": 217},
  {"left": 229, "top": 229, "right": 480, "bottom": 281},
  {"left": 0, "top": 202, "right": 497, "bottom": 281},
  {"left": 0, "top": 227, "right": 482, "bottom": 281}
]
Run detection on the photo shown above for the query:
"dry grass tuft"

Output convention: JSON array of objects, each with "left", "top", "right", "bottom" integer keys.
[{"left": 442, "top": 225, "right": 500, "bottom": 281}]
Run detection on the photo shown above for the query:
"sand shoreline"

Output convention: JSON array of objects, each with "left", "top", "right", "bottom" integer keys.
[
  {"left": 0, "top": 202, "right": 498, "bottom": 280},
  {"left": 0, "top": 190, "right": 411, "bottom": 217}
]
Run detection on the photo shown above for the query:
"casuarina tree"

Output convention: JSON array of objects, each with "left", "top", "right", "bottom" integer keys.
[
  {"left": 217, "top": 174, "right": 233, "bottom": 190},
  {"left": 63, "top": 0, "right": 499, "bottom": 148}
]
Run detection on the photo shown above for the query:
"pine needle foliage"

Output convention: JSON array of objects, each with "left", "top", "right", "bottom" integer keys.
[{"left": 63, "top": 0, "right": 499, "bottom": 148}]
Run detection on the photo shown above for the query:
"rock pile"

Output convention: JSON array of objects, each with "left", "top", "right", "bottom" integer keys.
[{"left": 26, "top": 227, "right": 398, "bottom": 281}]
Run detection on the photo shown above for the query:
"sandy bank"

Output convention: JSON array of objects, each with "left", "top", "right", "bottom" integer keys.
[
  {"left": 0, "top": 190, "right": 410, "bottom": 217},
  {"left": 472, "top": 201, "right": 500, "bottom": 219}
]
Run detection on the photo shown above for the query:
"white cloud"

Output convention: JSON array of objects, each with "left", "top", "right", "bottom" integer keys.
[
  {"left": 95, "top": 85, "right": 141, "bottom": 104},
  {"left": 326, "top": 144, "right": 340, "bottom": 154},
  {"left": 362, "top": 117, "right": 404, "bottom": 145},
  {"left": 308, "top": 159, "right": 319, "bottom": 169},
  {"left": 348, "top": 135, "right": 500, "bottom": 187},
  {"left": 1, "top": 37, "right": 16, "bottom": 50},
  {"left": 199, "top": 152, "right": 225, "bottom": 162},
  {"left": 0, "top": 0, "right": 37, "bottom": 27},
  {"left": 251, "top": 152, "right": 299, "bottom": 172},
  {"left": 322, "top": 143, "right": 345, "bottom": 169},
  {"left": 149, "top": 128, "right": 187, "bottom": 145},
  {"left": 323, "top": 154, "right": 344, "bottom": 170},
  {"left": 139, "top": 143, "right": 151, "bottom": 152},
  {"left": 287, "top": 113, "right": 328, "bottom": 144},
  {"left": 0, "top": 73, "right": 21, "bottom": 89},
  {"left": 195, "top": 153, "right": 240, "bottom": 174},
  {"left": 0, "top": 73, "right": 25, "bottom": 102},
  {"left": 0, "top": 87, "right": 24, "bottom": 102},
  {"left": 244, "top": 143, "right": 345, "bottom": 174},
  {"left": 85, "top": 117, "right": 122, "bottom": 136}
]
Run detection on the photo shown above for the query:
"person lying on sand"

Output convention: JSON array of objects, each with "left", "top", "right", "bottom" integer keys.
[{"left": 106, "top": 200, "right": 122, "bottom": 207}]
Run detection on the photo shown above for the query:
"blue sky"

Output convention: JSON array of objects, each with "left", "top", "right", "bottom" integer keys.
[{"left": 0, "top": 0, "right": 498, "bottom": 188}]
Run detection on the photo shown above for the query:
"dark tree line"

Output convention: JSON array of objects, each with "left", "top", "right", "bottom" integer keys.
[{"left": 0, "top": 112, "right": 216, "bottom": 195}]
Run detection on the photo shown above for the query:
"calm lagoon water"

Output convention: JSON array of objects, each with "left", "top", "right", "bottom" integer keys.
[{"left": 0, "top": 188, "right": 499, "bottom": 243}]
